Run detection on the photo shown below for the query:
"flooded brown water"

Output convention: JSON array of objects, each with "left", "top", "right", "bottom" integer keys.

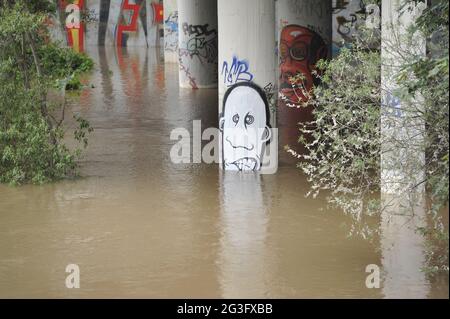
[{"left": 0, "top": 47, "right": 448, "bottom": 298}]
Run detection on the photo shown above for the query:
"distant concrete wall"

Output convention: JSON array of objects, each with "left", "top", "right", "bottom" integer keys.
[{"left": 51, "top": 0, "right": 163, "bottom": 51}]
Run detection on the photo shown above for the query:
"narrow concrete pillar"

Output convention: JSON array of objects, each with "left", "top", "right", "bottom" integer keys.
[
  {"left": 178, "top": 0, "right": 218, "bottom": 89},
  {"left": 218, "top": 0, "right": 277, "bottom": 172},
  {"left": 381, "top": 0, "right": 426, "bottom": 194},
  {"left": 164, "top": 0, "right": 179, "bottom": 63},
  {"left": 380, "top": 0, "right": 428, "bottom": 298},
  {"left": 380, "top": 192, "right": 428, "bottom": 298},
  {"left": 276, "top": 0, "right": 332, "bottom": 163}
]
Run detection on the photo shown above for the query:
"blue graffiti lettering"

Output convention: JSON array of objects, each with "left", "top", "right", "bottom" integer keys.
[
  {"left": 221, "top": 56, "right": 254, "bottom": 86},
  {"left": 384, "top": 92, "right": 402, "bottom": 117}
]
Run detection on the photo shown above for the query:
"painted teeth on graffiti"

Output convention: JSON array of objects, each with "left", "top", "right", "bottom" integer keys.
[{"left": 220, "top": 82, "right": 272, "bottom": 172}]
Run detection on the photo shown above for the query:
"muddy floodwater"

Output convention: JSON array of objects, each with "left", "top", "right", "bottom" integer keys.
[{"left": 0, "top": 47, "right": 448, "bottom": 298}]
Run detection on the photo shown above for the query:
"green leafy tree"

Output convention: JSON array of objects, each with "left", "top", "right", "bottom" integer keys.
[
  {"left": 0, "top": 0, "right": 93, "bottom": 185},
  {"left": 288, "top": 0, "right": 448, "bottom": 273},
  {"left": 400, "top": 0, "right": 449, "bottom": 275}
]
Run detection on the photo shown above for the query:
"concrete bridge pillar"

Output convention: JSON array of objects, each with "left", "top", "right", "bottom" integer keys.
[
  {"left": 164, "top": 0, "right": 179, "bottom": 63},
  {"left": 380, "top": 0, "right": 426, "bottom": 195},
  {"left": 217, "top": 0, "right": 277, "bottom": 172},
  {"left": 380, "top": 0, "right": 427, "bottom": 298},
  {"left": 276, "top": 0, "right": 332, "bottom": 162},
  {"left": 218, "top": 0, "right": 277, "bottom": 111},
  {"left": 178, "top": 0, "right": 218, "bottom": 89}
]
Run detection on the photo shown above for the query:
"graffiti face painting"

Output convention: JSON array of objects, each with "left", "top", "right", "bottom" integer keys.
[
  {"left": 279, "top": 25, "right": 328, "bottom": 103},
  {"left": 220, "top": 83, "right": 272, "bottom": 171}
]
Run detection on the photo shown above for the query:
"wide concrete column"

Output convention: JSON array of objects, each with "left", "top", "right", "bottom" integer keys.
[
  {"left": 164, "top": 0, "right": 179, "bottom": 63},
  {"left": 218, "top": 0, "right": 278, "bottom": 174},
  {"left": 178, "top": 0, "right": 218, "bottom": 89},
  {"left": 218, "top": 0, "right": 276, "bottom": 110},
  {"left": 276, "top": 0, "right": 332, "bottom": 163}
]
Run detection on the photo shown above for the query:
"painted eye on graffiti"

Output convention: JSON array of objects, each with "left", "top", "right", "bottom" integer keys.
[
  {"left": 291, "top": 43, "right": 308, "bottom": 61},
  {"left": 280, "top": 41, "right": 308, "bottom": 62},
  {"left": 244, "top": 113, "right": 254, "bottom": 126},
  {"left": 221, "top": 82, "right": 272, "bottom": 172},
  {"left": 230, "top": 113, "right": 255, "bottom": 128},
  {"left": 232, "top": 114, "right": 239, "bottom": 125}
]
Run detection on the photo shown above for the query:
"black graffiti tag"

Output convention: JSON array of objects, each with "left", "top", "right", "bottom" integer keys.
[
  {"left": 181, "top": 22, "right": 218, "bottom": 64},
  {"left": 182, "top": 23, "right": 217, "bottom": 37},
  {"left": 186, "top": 37, "right": 217, "bottom": 63}
]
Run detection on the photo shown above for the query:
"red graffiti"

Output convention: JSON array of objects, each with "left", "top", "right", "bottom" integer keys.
[
  {"left": 279, "top": 25, "right": 328, "bottom": 104},
  {"left": 117, "top": 0, "right": 141, "bottom": 47},
  {"left": 152, "top": 3, "right": 164, "bottom": 25}
]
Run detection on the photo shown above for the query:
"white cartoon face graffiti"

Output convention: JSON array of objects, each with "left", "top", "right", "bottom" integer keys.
[{"left": 220, "top": 83, "right": 272, "bottom": 171}]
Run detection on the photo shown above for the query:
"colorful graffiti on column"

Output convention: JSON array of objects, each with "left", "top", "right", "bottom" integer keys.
[
  {"left": 164, "top": 11, "right": 179, "bottom": 52},
  {"left": 178, "top": 22, "right": 218, "bottom": 89},
  {"left": 116, "top": 0, "right": 141, "bottom": 47},
  {"left": 220, "top": 83, "right": 272, "bottom": 171},
  {"left": 332, "top": 0, "right": 369, "bottom": 55},
  {"left": 152, "top": 3, "right": 164, "bottom": 24},
  {"left": 279, "top": 25, "right": 328, "bottom": 106},
  {"left": 55, "top": 0, "right": 163, "bottom": 50}
]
